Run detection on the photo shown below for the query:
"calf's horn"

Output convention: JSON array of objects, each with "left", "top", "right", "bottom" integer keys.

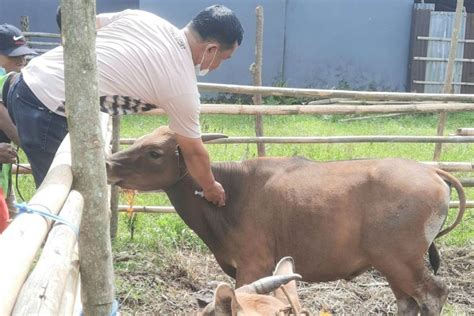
[
  {"left": 201, "top": 133, "right": 228, "bottom": 143},
  {"left": 235, "top": 273, "right": 302, "bottom": 295}
]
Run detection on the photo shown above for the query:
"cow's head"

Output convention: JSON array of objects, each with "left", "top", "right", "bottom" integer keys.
[
  {"left": 106, "top": 126, "right": 227, "bottom": 191},
  {"left": 197, "top": 257, "right": 306, "bottom": 315}
]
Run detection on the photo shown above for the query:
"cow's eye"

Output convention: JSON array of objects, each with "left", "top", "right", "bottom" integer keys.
[{"left": 148, "top": 150, "right": 161, "bottom": 159}]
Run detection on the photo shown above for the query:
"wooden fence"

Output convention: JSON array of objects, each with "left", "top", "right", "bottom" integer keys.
[
  {"left": 0, "top": 115, "right": 111, "bottom": 314},
  {"left": 15, "top": 27, "right": 474, "bottom": 217}
]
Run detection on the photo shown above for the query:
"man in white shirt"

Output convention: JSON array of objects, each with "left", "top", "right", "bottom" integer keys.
[{"left": 7, "top": 5, "right": 243, "bottom": 206}]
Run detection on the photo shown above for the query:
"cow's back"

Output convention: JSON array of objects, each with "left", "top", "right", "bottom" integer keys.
[{"left": 234, "top": 157, "right": 450, "bottom": 282}]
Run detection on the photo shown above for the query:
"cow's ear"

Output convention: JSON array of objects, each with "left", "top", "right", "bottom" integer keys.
[
  {"left": 201, "top": 133, "right": 228, "bottom": 143},
  {"left": 214, "top": 283, "right": 242, "bottom": 315},
  {"left": 273, "top": 257, "right": 302, "bottom": 310}
]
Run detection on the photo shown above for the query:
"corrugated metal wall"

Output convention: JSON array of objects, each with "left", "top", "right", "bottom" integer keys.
[
  {"left": 407, "top": 4, "right": 474, "bottom": 94},
  {"left": 461, "top": 13, "right": 474, "bottom": 94},
  {"left": 1, "top": 0, "right": 414, "bottom": 91},
  {"left": 407, "top": 4, "right": 434, "bottom": 93},
  {"left": 425, "top": 11, "right": 466, "bottom": 93}
]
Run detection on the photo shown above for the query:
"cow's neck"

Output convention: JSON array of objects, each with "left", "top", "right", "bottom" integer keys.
[{"left": 164, "top": 162, "right": 246, "bottom": 251}]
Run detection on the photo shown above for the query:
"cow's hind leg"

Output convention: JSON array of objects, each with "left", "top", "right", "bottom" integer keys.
[{"left": 378, "top": 260, "right": 448, "bottom": 316}]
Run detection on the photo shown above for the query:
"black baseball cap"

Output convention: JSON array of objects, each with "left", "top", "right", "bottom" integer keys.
[{"left": 0, "top": 24, "right": 37, "bottom": 57}]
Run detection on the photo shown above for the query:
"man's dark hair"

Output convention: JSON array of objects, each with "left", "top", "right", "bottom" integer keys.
[{"left": 190, "top": 5, "right": 243, "bottom": 50}]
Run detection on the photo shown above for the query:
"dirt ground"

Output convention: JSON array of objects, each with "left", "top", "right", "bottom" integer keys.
[{"left": 114, "top": 246, "right": 473, "bottom": 315}]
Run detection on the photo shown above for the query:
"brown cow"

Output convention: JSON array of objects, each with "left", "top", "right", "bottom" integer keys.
[
  {"left": 198, "top": 257, "right": 307, "bottom": 315},
  {"left": 106, "top": 126, "right": 466, "bottom": 315}
]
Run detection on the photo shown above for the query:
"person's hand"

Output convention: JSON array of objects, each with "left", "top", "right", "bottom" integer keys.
[
  {"left": 203, "top": 181, "right": 226, "bottom": 207},
  {"left": 0, "top": 143, "right": 16, "bottom": 164}
]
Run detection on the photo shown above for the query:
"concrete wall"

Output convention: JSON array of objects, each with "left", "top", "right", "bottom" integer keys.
[{"left": 0, "top": 0, "right": 415, "bottom": 91}]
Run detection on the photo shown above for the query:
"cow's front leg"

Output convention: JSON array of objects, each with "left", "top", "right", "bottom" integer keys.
[{"left": 234, "top": 257, "right": 275, "bottom": 288}]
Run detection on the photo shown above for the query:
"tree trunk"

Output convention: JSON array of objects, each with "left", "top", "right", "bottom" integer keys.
[{"left": 61, "top": 0, "right": 114, "bottom": 315}]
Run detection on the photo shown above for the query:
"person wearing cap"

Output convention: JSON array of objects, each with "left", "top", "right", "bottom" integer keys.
[
  {"left": 7, "top": 5, "right": 243, "bottom": 207},
  {"left": 0, "top": 23, "right": 37, "bottom": 232}
]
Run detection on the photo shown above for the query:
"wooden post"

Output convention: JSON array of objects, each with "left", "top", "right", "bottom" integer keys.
[
  {"left": 20, "top": 15, "right": 29, "bottom": 34},
  {"left": 250, "top": 6, "right": 266, "bottom": 156},
  {"left": 110, "top": 116, "right": 120, "bottom": 239},
  {"left": 61, "top": 0, "right": 114, "bottom": 314},
  {"left": 433, "top": 0, "right": 465, "bottom": 161}
]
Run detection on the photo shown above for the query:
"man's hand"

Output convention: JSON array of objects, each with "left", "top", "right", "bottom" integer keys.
[
  {"left": 0, "top": 143, "right": 17, "bottom": 164},
  {"left": 175, "top": 134, "right": 226, "bottom": 207},
  {"left": 203, "top": 181, "right": 226, "bottom": 207}
]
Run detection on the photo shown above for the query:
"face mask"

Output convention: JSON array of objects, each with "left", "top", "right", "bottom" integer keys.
[
  {"left": 195, "top": 46, "right": 218, "bottom": 77},
  {"left": 0, "top": 68, "right": 5, "bottom": 76}
]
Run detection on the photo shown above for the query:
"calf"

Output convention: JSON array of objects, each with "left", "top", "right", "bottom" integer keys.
[
  {"left": 198, "top": 257, "right": 307, "bottom": 315},
  {"left": 107, "top": 126, "right": 466, "bottom": 315}
]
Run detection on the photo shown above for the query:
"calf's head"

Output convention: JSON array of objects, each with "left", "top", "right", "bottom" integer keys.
[
  {"left": 106, "top": 126, "right": 226, "bottom": 191},
  {"left": 198, "top": 257, "right": 305, "bottom": 315}
]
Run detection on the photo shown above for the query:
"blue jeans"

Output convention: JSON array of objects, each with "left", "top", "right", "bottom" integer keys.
[{"left": 7, "top": 75, "right": 68, "bottom": 188}]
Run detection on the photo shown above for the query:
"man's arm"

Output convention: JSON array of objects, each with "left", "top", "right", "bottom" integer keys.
[
  {"left": 175, "top": 134, "right": 226, "bottom": 207},
  {"left": 0, "top": 104, "right": 19, "bottom": 146}
]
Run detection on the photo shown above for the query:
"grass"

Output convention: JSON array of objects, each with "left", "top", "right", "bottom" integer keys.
[{"left": 110, "top": 111, "right": 474, "bottom": 253}]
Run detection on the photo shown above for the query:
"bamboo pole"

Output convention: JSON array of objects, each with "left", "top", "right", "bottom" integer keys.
[
  {"left": 251, "top": 5, "right": 266, "bottom": 156},
  {"left": 433, "top": 0, "right": 465, "bottom": 161},
  {"left": 460, "top": 178, "right": 474, "bottom": 187},
  {"left": 23, "top": 31, "right": 61, "bottom": 38},
  {"left": 0, "top": 136, "right": 73, "bottom": 315},
  {"left": 117, "top": 201, "right": 474, "bottom": 214},
  {"left": 20, "top": 16, "right": 29, "bottom": 36},
  {"left": 141, "top": 102, "right": 474, "bottom": 116},
  {"left": 110, "top": 116, "right": 121, "bottom": 240},
  {"left": 61, "top": 0, "right": 114, "bottom": 314},
  {"left": 197, "top": 83, "right": 474, "bottom": 102},
  {"left": 120, "top": 135, "right": 474, "bottom": 145},
  {"left": 13, "top": 191, "right": 84, "bottom": 315},
  {"left": 456, "top": 128, "right": 474, "bottom": 136},
  {"left": 59, "top": 245, "right": 80, "bottom": 316}
]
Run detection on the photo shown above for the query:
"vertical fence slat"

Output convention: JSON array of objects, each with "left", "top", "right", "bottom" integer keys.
[
  {"left": 433, "top": 0, "right": 465, "bottom": 161},
  {"left": 252, "top": 6, "right": 265, "bottom": 157},
  {"left": 110, "top": 116, "right": 121, "bottom": 239}
]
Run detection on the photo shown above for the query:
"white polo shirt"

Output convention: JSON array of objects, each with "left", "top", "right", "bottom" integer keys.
[{"left": 22, "top": 9, "right": 201, "bottom": 138}]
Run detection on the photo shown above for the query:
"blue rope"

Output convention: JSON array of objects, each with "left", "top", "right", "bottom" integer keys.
[{"left": 15, "top": 202, "right": 79, "bottom": 236}]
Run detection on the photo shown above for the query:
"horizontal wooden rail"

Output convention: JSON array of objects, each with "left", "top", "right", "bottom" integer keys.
[
  {"left": 118, "top": 201, "right": 474, "bottom": 214},
  {"left": 120, "top": 135, "right": 474, "bottom": 145},
  {"left": 12, "top": 161, "right": 474, "bottom": 174},
  {"left": 27, "top": 41, "right": 60, "bottom": 46},
  {"left": 457, "top": 128, "right": 474, "bottom": 136},
  {"left": 142, "top": 103, "right": 474, "bottom": 116},
  {"left": 197, "top": 83, "right": 474, "bottom": 102},
  {"left": 23, "top": 32, "right": 60, "bottom": 38}
]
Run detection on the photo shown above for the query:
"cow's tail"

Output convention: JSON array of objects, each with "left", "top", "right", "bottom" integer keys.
[
  {"left": 428, "top": 243, "right": 440, "bottom": 275},
  {"left": 435, "top": 169, "right": 466, "bottom": 238}
]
